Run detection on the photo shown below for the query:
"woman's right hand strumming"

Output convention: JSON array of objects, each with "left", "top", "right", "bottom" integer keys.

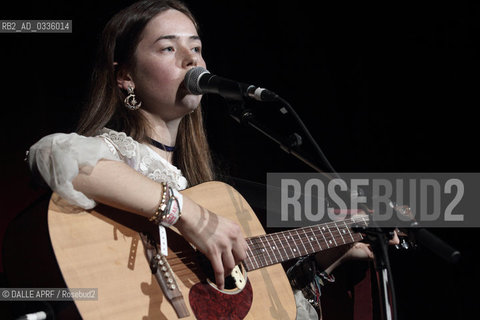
[{"left": 176, "top": 197, "right": 248, "bottom": 290}]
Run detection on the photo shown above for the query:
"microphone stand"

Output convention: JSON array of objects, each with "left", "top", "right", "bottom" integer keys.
[
  {"left": 352, "top": 217, "right": 397, "bottom": 320},
  {"left": 227, "top": 101, "right": 325, "bottom": 174},
  {"left": 226, "top": 99, "right": 399, "bottom": 320}
]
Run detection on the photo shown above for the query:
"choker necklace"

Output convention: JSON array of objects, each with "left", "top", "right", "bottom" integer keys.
[{"left": 149, "top": 137, "right": 175, "bottom": 152}]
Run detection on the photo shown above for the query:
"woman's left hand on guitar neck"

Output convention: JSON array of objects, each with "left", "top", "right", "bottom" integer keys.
[{"left": 317, "top": 231, "right": 400, "bottom": 275}]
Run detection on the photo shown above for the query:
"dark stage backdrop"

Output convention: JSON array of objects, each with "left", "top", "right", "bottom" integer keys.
[{"left": 1, "top": 1, "right": 479, "bottom": 319}]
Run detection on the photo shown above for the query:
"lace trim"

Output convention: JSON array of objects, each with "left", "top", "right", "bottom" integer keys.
[
  {"left": 97, "top": 128, "right": 187, "bottom": 190},
  {"left": 148, "top": 169, "right": 184, "bottom": 190},
  {"left": 140, "top": 154, "right": 185, "bottom": 190},
  {"left": 100, "top": 129, "right": 136, "bottom": 158}
]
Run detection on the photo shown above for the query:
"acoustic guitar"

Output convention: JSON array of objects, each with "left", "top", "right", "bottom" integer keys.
[{"left": 47, "top": 181, "right": 366, "bottom": 319}]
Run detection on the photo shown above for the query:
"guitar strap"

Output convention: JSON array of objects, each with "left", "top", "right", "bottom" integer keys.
[{"left": 140, "top": 232, "right": 190, "bottom": 318}]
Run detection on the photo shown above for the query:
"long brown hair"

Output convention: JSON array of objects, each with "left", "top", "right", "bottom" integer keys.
[{"left": 76, "top": 0, "right": 214, "bottom": 186}]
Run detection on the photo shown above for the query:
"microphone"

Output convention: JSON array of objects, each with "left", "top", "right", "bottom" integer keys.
[
  {"left": 410, "top": 226, "right": 461, "bottom": 264},
  {"left": 184, "top": 66, "right": 278, "bottom": 101}
]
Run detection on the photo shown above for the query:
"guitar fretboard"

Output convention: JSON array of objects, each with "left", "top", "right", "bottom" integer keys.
[{"left": 243, "top": 216, "right": 368, "bottom": 271}]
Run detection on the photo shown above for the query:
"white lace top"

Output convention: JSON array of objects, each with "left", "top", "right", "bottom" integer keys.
[{"left": 28, "top": 128, "right": 188, "bottom": 209}]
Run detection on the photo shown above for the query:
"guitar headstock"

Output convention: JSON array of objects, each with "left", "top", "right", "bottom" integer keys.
[
  {"left": 390, "top": 204, "right": 419, "bottom": 251},
  {"left": 352, "top": 204, "right": 417, "bottom": 251},
  {"left": 393, "top": 204, "right": 415, "bottom": 222}
]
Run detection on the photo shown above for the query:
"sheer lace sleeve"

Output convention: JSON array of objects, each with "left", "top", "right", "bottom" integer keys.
[
  {"left": 28, "top": 133, "right": 121, "bottom": 209},
  {"left": 29, "top": 129, "right": 188, "bottom": 210},
  {"left": 98, "top": 128, "right": 188, "bottom": 190}
]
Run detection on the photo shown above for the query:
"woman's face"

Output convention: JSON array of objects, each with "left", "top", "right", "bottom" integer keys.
[{"left": 128, "top": 9, "right": 206, "bottom": 120}]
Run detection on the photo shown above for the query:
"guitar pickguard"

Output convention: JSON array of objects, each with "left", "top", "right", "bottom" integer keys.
[{"left": 189, "top": 279, "right": 253, "bottom": 320}]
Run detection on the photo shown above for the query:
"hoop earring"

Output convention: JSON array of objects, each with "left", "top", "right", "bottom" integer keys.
[{"left": 124, "top": 86, "right": 142, "bottom": 110}]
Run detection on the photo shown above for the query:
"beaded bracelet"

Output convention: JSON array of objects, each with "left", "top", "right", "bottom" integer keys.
[{"left": 149, "top": 182, "right": 168, "bottom": 222}]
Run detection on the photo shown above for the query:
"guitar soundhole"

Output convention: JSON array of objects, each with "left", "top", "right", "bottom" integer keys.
[
  {"left": 198, "top": 253, "right": 245, "bottom": 291},
  {"left": 224, "top": 274, "right": 237, "bottom": 290}
]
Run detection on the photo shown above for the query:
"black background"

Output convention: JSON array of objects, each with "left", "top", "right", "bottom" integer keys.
[{"left": 1, "top": 1, "right": 479, "bottom": 319}]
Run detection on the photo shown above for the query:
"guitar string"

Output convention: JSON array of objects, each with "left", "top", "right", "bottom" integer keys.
[
  {"left": 252, "top": 232, "right": 365, "bottom": 250},
  {"left": 246, "top": 217, "right": 367, "bottom": 242},
  {"left": 248, "top": 216, "right": 367, "bottom": 239},
  {"left": 246, "top": 223, "right": 365, "bottom": 269},
  {"left": 245, "top": 219, "right": 367, "bottom": 252},
  {"left": 165, "top": 217, "right": 367, "bottom": 262},
  {"left": 247, "top": 233, "right": 363, "bottom": 251},
  {"left": 245, "top": 228, "right": 365, "bottom": 254},
  {"left": 244, "top": 233, "right": 364, "bottom": 268},
  {"left": 166, "top": 233, "right": 362, "bottom": 273},
  {"left": 247, "top": 231, "right": 365, "bottom": 251},
  {"left": 246, "top": 234, "right": 364, "bottom": 258},
  {"left": 159, "top": 217, "right": 368, "bottom": 272},
  {"left": 244, "top": 219, "right": 367, "bottom": 267},
  {"left": 245, "top": 237, "right": 363, "bottom": 266},
  {"left": 246, "top": 230, "right": 364, "bottom": 249}
]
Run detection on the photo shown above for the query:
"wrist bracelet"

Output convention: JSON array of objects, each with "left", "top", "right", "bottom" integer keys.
[
  {"left": 149, "top": 182, "right": 168, "bottom": 222},
  {"left": 159, "top": 194, "right": 181, "bottom": 227},
  {"left": 150, "top": 186, "right": 182, "bottom": 227}
]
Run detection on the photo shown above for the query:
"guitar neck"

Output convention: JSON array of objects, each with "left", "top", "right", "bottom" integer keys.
[{"left": 243, "top": 216, "right": 368, "bottom": 271}]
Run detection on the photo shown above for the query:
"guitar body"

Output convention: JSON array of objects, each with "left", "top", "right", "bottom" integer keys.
[{"left": 48, "top": 181, "right": 296, "bottom": 319}]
